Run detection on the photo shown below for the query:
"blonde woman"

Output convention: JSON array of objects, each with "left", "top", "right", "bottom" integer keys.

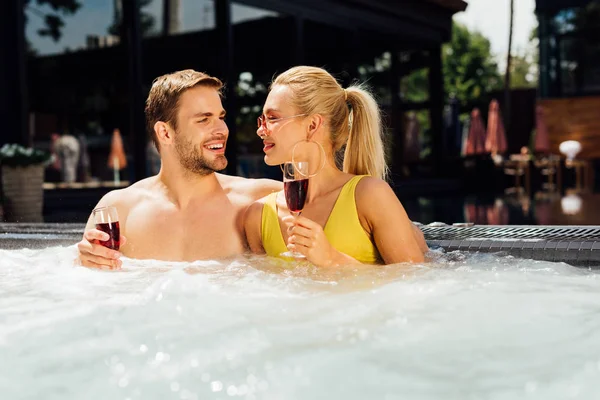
[{"left": 244, "top": 66, "right": 427, "bottom": 267}]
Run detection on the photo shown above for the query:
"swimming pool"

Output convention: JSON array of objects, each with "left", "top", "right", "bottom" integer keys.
[{"left": 1, "top": 242, "right": 600, "bottom": 399}]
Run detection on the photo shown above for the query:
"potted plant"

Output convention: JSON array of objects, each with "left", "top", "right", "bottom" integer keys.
[{"left": 0, "top": 144, "right": 53, "bottom": 222}]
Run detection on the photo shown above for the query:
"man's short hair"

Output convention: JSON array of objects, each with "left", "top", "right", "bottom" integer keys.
[{"left": 145, "top": 69, "right": 223, "bottom": 151}]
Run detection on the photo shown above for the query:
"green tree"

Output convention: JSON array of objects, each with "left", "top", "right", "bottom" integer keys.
[
  {"left": 441, "top": 23, "right": 503, "bottom": 107},
  {"left": 399, "top": 23, "right": 503, "bottom": 108},
  {"left": 509, "top": 52, "right": 537, "bottom": 88}
]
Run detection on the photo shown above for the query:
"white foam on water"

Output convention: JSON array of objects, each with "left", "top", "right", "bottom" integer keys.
[{"left": 1, "top": 246, "right": 600, "bottom": 399}]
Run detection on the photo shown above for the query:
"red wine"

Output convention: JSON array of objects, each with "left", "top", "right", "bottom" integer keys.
[
  {"left": 284, "top": 179, "right": 309, "bottom": 213},
  {"left": 96, "top": 221, "right": 120, "bottom": 250}
]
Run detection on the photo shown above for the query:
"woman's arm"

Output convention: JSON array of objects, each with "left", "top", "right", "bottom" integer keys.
[
  {"left": 356, "top": 178, "right": 425, "bottom": 264},
  {"left": 285, "top": 215, "right": 361, "bottom": 267}
]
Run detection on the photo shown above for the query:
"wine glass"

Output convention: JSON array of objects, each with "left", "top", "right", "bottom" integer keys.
[
  {"left": 280, "top": 161, "right": 309, "bottom": 258},
  {"left": 93, "top": 206, "right": 120, "bottom": 250}
]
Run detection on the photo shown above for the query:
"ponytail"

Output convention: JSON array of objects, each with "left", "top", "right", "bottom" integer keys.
[
  {"left": 344, "top": 86, "right": 388, "bottom": 180},
  {"left": 272, "top": 66, "right": 388, "bottom": 180}
]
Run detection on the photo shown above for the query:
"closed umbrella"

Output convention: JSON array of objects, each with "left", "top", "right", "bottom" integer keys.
[
  {"left": 107, "top": 129, "right": 127, "bottom": 171},
  {"left": 108, "top": 129, "right": 127, "bottom": 184},
  {"left": 485, "top": 99, "right": 508, "bottom": 155},
  {"left": 465, "top": 108, "right": 487, "bottom": 155}
]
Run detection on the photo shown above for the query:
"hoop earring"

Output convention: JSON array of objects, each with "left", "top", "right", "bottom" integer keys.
[{"left": 291, "top": 139, "right": 326, "bottom": 178}]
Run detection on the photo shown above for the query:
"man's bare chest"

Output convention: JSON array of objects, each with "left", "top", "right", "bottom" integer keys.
[{"left": 121, "top": 200, "right": 247, "bottom": 261}]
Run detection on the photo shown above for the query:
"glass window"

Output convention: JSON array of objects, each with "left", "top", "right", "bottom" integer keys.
[
  {"left": 104, "top": 0, "right": 218, "bottom": 39},
  {"left": 232, "top": 2, "right": 278, "bottom": 24},
  {"left": 231, "top": 2, "right": 282, "bottom": 179}
]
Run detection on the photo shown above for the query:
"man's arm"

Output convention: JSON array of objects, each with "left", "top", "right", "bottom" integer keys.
[{"left": 247, "top": 178, "right": 282, "bottom": 201}]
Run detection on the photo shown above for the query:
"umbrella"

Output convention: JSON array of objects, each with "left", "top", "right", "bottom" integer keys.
[
  {"left": 485, "top": 99, "right": 508, "bottom": 155},
  {"left": 107, "top": 128, "right": 127, "bottom": 170},
  {"left": 534, "top": 104, "right": 551, "bottom": 154},
  {"left": 465, "top": 108, "right": 487, "bottom": 156}
]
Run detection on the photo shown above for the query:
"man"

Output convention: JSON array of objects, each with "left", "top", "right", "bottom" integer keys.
[{"left": 76, "top": 69, "right": 281, "bottom": 268}]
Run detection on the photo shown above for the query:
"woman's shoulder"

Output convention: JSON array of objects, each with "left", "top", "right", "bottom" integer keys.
[
  {"left": 354, "top": 176, "right": 397, "bottom": 206},
  {"left": 354, "top": 175, "right": 392, "bottom": 192},
  {"left": 246, "top": 190, "right": 281, "bottom": 215}
]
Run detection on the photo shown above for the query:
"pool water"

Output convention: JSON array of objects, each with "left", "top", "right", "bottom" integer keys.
[{"left": 1, "top": 246, "right": 600, "bottom": 399}]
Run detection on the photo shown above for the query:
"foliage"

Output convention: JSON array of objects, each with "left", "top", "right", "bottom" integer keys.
[
  {"left": 398, "top": 23, "right": 504, "bottom": 108},
  {"left": 25, "top": 0, "right": 157, "bottom": 49},
  {"left": 509, "top": 51, "right": 538, "bottom": 89},
  {"left": 0, "top": 144, "right": 53, "bottom": 168},
  {"left": 24, "top": 0, "right": 81, "bottom": 42},
  {"left": 442, "top": 23, "right": 503, "bottom": 107}
]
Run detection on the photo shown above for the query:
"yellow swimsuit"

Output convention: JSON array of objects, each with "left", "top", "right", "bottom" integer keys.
[{"left": 261, "top": 175, "right": 380, "bottom": 263}]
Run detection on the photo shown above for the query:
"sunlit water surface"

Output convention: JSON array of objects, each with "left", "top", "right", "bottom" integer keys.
[{"left": 1, "top": 246, "right": 600, "bottom": 400}]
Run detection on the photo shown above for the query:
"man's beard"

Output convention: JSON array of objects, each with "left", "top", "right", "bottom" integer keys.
[{"left": 174, "top": 133, "right": 228, "bottom": 175}]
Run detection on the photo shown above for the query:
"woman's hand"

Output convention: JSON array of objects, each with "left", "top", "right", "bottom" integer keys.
[{"left": 283, "top": 215, "right": 357, "bottom": 267}]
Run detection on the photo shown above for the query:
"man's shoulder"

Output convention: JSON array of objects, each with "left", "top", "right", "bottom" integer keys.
[
  {"left": 102, "top": 177, "right": 159, "bottom": 206},
  {"left": 216, "top": 173, "right": 282, "bottom": 200}
]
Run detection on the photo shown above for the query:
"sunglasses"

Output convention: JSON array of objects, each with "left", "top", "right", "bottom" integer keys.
[{"left": 257, "top": 113, "right": 307, "bottom": 131}]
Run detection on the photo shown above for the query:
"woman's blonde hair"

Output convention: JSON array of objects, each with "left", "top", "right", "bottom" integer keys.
[{"left": 272, "top": 66, "right": 388, "bottom": 180}]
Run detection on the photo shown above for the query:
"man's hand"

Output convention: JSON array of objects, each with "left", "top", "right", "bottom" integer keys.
[{"left": 76, "top": 229, "right": 127, "bottom": 270}]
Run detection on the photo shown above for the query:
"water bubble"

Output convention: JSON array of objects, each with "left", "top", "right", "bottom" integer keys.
[
  {"left": 118, "top": 377, "right": 129, "bottom": 388},
  {"left": 568, "top": 384, "right": 580, "bottom": 397},
  {"left": 139, "top": 344, "right": 148, "bottom": 353},
  {"left": 246, "top": 374, "right": 257, "bottom": 385},
  {"left": 585, "top": 361, "right": 595, "bottom": 373},
  {"left": 525, "top": 381, "right": 537, "bottom": 393},
  {"left": 155, "top": 352, "right": 165, "bottom": 362},
  {"left": 237, "top": 384, "right": 249, "bottom": 395},
  {"left": 211, "top": 381, "right": 223, "bottom": 392},
  {"left": 226, "top": 385, "right": 238, "bottom": 396}
]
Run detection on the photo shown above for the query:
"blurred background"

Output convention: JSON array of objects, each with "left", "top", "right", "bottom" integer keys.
[{"left": 0, "top": 0, "right": 599, "bottom": 225}]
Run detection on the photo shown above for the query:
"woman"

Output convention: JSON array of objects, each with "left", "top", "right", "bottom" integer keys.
[{"left": 244, "top": 66, "right": 427, "bottom": 267}]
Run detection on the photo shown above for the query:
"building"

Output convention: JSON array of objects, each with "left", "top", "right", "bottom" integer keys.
[
  {"left": 536, "top": 0, "right": 600, "bottom": 160},
  {"left": 1, "top": 0, "right": 467, "bottom": 184}
]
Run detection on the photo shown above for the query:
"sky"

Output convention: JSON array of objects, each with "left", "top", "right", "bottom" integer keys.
[{"left": 454, "top": 0, "right": 538, "bottom": 67}]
